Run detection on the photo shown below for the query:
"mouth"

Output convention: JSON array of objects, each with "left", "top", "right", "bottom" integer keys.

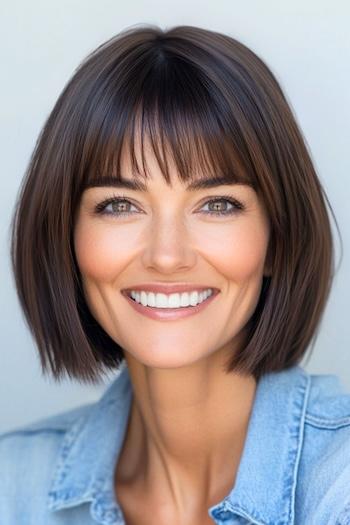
[
  {"left": 121, "top": 286, "right": 220, "bottom": 302},
  {"left": 121, "top": 289, "right": 220, "bottom": 321}
]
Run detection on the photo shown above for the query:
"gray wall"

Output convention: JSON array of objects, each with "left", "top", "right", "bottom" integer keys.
[{"left": 1, "top": 0, "right": 349, "bottom": 433}]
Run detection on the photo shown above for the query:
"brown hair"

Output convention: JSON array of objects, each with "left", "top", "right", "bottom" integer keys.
[{"left": 10, "top": 24, "right": 340, "bottom": 384}]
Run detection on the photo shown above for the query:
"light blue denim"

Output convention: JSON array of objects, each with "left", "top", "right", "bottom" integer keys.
[{"left": 2, "top": 361, "right": 350, "bottom": 524}]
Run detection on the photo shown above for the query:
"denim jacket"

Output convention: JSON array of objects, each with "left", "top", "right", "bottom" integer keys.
[{"left": 1, "top": 361, "right": 350, "bottom": 525}]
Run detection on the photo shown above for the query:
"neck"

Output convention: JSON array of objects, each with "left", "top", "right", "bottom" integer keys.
[{"left": 115, "top": 348, "right": 257, "bottom": 517}]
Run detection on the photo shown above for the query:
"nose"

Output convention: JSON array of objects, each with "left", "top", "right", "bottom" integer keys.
[{"left": 140, "top": 214, "right": 197, "bottom": 274}]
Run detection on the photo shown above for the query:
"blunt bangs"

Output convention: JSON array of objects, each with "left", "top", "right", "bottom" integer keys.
[{"left": 71, "top": 36, "right": 262, "bottom": 204}]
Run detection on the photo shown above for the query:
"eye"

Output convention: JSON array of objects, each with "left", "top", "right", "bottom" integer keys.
[
  {"left": 93, "top": 194, "right": 245, "bottom": 218},
  {"left": 94, "top": 196, "right": 139, "bottom": 217},
  {"left": 199, "top": 196, "right": 244, "bottom": 216}
]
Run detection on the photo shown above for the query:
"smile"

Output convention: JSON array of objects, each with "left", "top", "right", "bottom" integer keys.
[
  {"left": 128, "top": 288, "right": 214, "bottom": 308},
  {"left": 122, "top": 289, "right": 220, "bottom": 321}
]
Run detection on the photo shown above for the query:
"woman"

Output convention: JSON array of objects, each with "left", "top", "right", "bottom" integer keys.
[{"left": 1, "top": 24, "right": 350, "bottom": 525}]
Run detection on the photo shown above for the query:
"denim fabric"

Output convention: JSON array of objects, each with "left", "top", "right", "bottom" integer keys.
[{"left": 2, "top": 361, "right": 350, "bottom": 524}]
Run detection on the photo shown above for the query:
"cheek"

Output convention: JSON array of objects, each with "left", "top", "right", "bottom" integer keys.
[
  {"left": 201, "top": 220, "right": 269, "bottom": 282},
  {"left": 73, "top": 220, "right": 136, "bottom": 282}
]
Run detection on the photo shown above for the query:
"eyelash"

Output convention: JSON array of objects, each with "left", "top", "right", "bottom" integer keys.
[{"left": 93, "top": 193, "right": 245, "bottom": 218}]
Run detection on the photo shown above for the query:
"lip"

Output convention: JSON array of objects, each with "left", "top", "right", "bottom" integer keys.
[
  {"left": 122, "top": 288, "right": 220, "bottom": 321},
  {"left": 121, "top": 283, "right": 220, "bottom": 294}
]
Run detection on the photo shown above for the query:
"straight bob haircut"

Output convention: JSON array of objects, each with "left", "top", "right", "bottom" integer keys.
[{"left": 10, "top": 24, "right": 340, "bottom": 384}]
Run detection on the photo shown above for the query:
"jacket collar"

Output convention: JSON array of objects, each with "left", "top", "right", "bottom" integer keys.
[
  {"left": 47, "top": 361, "right": 310, "bottom": 525},
  {"left": 47, "top": 360, "right": 132, "bottom": 524},
  {"left": 208, "top": 364, "right": 311, "bottom": 524}
]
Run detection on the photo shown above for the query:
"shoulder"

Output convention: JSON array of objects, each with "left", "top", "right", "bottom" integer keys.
[
  {"left": 297, "top": 369, "right": 350, "bottom": 523},
  {"left": 0, "top": 402, "right": 94, "bottom": 525},
  {"left": 0, "top": 402, "right": 94, "bottom": 437},
  {"left": 306, "top": 371, "right": 350, "bottom": 426},
  {"left": 0, "top": 401, "right": 94, "bottom": 462}
]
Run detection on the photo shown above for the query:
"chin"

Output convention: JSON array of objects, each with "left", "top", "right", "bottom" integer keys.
[{"left": 127, "top": 349, "right": 205, "bottom": 370}]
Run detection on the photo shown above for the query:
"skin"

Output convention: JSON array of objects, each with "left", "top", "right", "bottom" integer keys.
[{"left": 73, "top": 137, "right": 271, "bottom": 525}]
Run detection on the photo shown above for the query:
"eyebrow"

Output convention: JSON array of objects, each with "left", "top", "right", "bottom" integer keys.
[{"left": 83, "top": 174, "right": 252, "bottom": 191}]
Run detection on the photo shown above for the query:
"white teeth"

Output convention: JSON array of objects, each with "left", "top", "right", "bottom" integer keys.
[{"left": 129, "top": 288, "right": 214, "bottom": 308}]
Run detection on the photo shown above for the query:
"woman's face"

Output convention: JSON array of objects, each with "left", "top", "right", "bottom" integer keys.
[{"left": 74, "top": 139, "right": 271, "bottom": 369}]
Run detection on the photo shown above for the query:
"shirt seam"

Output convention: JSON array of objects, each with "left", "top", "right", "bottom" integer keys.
[
  {"left": 0, "top": 427, "right": 67, "bottom": 440},
  {"left": 304, "top": 413, "right": 350, "bottom": 429}
]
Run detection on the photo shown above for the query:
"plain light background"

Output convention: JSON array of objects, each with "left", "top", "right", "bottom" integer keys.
[{"left": 1, "top": 0, "right": 349, "bottom": 433}]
